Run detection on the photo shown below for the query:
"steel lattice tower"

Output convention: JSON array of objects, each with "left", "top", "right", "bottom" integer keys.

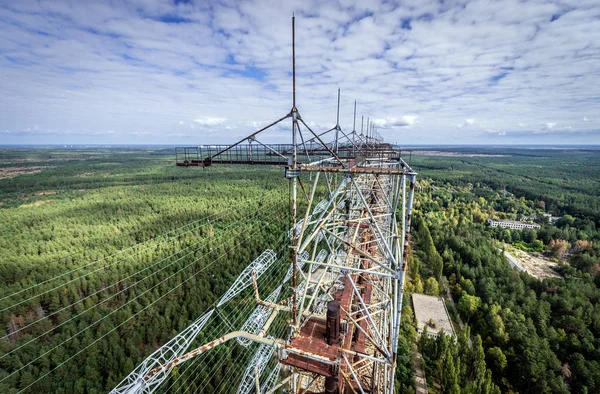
[{"left": 112, "top": 16, "right": 417, "bottom": 394}]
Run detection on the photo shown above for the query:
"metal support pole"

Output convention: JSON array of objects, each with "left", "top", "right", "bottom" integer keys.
[
  {"left": 389, "top": 174, "right": 415, "bottom": 393},
  {"left": 291, "top": 14, "right": 299, "bottom": 329},
  {"left": 335, "top": 88, "right": 341, "bottom": 153},
  {"left": 352, "top": 100, "right": 357, "bottom": 155}
]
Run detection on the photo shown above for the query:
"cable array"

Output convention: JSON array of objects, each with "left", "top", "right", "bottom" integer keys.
[
  {"left": 0, "top": 194, "right": 284, "bottom": 309},
  {"left": 1, "top": 196, "right": 289, "bottom": 393},
  {"left": 0, "top": 198, "right": 283, "bottom": 345},
  {"left": 0, "top": 203, "right": 282, "bottom": 370},
  {"left": 107, "top": 227, "right": 292, "bottom": 394},
  {"left": 158, "top": 251, "right": 291, "bottom": 394},
  {"left": 12, "top": 216, "right": 289, "bottom": 394}
]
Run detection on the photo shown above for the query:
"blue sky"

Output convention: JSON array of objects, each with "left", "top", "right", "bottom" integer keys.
[{"left": 1, "top": 0, "right": 599, "bottom": 145}]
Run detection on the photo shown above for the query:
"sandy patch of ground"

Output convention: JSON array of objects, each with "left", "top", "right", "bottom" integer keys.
[
  {"left": 412, "top": 150, "right": 508, "bottom": 157},
  {"left": 19, "top": 200, "right": 52, "bottom": 208},
  {"left": 34, "top": 191, "right": 57, "bottom": 196},
  {"left": 0, "top": 165, "right": 56, "bottom": 179},
  {"left": 504, "top": 246, "right": 561, "bottom": 279}
]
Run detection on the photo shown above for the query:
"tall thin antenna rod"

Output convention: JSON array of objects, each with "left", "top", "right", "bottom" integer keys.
[
  {"left": 292, "top": 15, "right": 296, "bottom": 111},
  {"left": 352, "top": 100, "right": 357, "bottom": 152},
  {"left": 352, "top": 101, "right": 356, "bottom": 132},
  {"left": 336, "top": 88, "right": 341, "bottom": 126},
  {"left": 290, "top": 14, "right": 298, "bottom": 327},
  {"left": 361, "top": 115, "right": 364, "bottom": 135},
  {"left": 334, "top": 88, "right": 340, "bottom": 153}
]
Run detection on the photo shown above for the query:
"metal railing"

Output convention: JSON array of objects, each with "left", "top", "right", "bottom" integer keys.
[{"left": 176, "top": 142, "right": 404, "bottom": 168}]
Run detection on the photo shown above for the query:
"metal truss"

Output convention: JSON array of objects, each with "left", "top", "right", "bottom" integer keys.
[
  {"left": 285, "top": 162, "right": 416, "bottom": 393},
  {"left": 138, "top": 163, "right": 417, "bottom": 394},
  {"left": 110, "top": 309, "right": 214, "bottom": 394},
  {"left": 217, "top": 249, "right": 277, "bottom": 307},
  {"left": 124, "top": 15, "right": 418, "bottom": 394}
]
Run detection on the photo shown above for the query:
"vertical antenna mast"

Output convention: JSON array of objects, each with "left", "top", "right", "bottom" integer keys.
[
  {"left": 334, "top": 88, "right": 340, "bottom": 153},
  {"left": 352, "top": 100, "right": 357, "bottom": 153},
  {"left": 290, "top": 13, "right": 299, "bottom": 328},
  {"left": 336, "top": 88, "right": 341, "bottom": 125},
  {"left": 352, "top": 100, "right": 356, "bottom": 132},
  {"left": 292, "top": 15, "right": 296, "bottom": 112}
]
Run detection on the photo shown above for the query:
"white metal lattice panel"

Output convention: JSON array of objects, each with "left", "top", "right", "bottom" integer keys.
[
  {"left": 236, "top": 343, "right": 275, "bottom": 394},
  {"left": 315, "top": 229, "right": 325, "bottom": 243},
  {"left": 311, "top": 249, "right": 328, "bottom": 272},
  {"left": 339, "top": 175, "right": 350, "bottom": 190},
  {"left": 261, "top": 363, "right": 281, "bottom": 394},
  {"left": 110, "top": 309, "right": 214, "bottom": 394},
  {"left": 217, "top": 250, "right": 277, "bottom": 307},
  {"left": 327, "top": 234, "right": 339, "bottom": 248},
  {"left": 312, "top": 199, "right": 328, "bottom": 215},
  {"left": 287, "top": 215, "right": 313, "bottom": 239}
]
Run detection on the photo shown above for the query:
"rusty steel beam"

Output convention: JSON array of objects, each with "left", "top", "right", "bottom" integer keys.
[{"left": 300, "top": 165, "right": 415, "bottom": 175}]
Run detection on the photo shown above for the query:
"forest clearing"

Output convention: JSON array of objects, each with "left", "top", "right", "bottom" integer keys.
[{"left": 503, "top": 247, "right": 561, "bottom": 279}]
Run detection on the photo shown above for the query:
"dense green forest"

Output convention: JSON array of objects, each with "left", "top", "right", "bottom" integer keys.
[
  {"left": 409, "top": 148, "right": 600, "bottom": 223},
  {"left": 1, "top": 146, "right": 599, "bottom": 393},
  {"left": 0, "top": 148, "right": 291, "bottom": 393},
  {"left": 395, "top": 147, "right": 600, "bottom": 394}
]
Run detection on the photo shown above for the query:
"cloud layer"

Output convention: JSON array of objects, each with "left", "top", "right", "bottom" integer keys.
[{"left": 1, "top": 0, "right": 599, "bottom": 145}]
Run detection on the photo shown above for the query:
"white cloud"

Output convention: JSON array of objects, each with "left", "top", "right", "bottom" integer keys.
[
  {"left": 458, "top": 118, "right": 476, "bottom": 128},
  {"left": 0, "top": 0, "right": 598, "bottom": 144},
  {"left": 193, "top": 117, "right": 227, "bottom": 127},
  {"left": 373, "top": 116, "right": 417, "bottom": 128},
  {"left": 535, "top": 122, "right": 578, "bottom": 134},
  {"left": 246, "top": 121, "right": 267, "bottom": 128}
]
